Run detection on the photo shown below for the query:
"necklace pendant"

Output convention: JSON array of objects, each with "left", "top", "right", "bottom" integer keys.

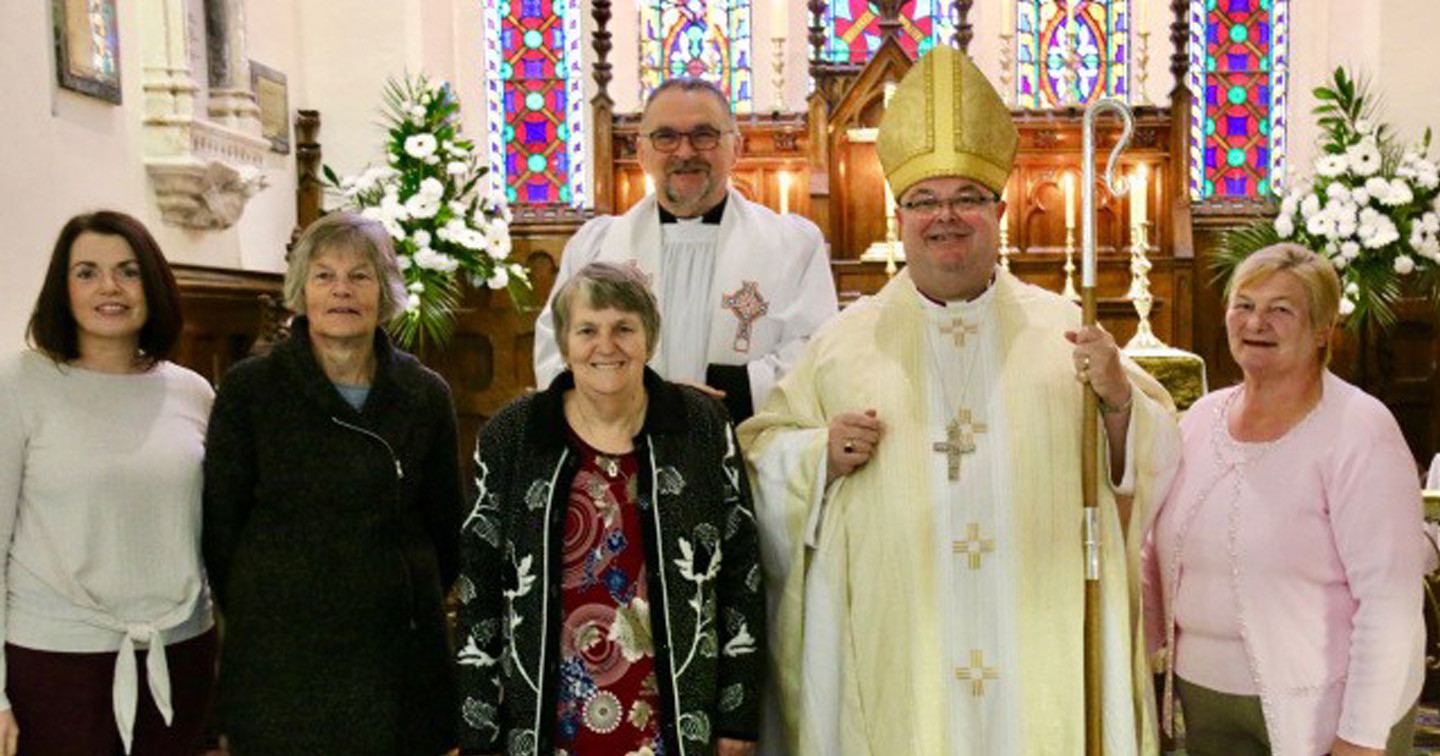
[{"left": 598, "top": 455, "right": 620, "bottom": 478}]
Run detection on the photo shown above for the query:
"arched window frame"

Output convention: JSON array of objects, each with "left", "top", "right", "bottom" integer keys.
[
  {"left": 1187, "top": 0, "right": 1290, "bottom": 199},
  {"left": 483, "top": 0, "right": 587, "bottom": 208}
]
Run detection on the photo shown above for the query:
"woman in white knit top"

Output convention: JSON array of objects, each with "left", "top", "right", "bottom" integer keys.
[{"left": 0, "top": 211, "right": 216, "bottom": 756}]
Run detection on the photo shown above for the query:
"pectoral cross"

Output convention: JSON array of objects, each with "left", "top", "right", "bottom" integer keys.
[
  {"left": 953, "top": 523, "right": 996, "bottom": 570},
  {"left": 955, "top": 649, "right": 999, "bottom": 697},
  {"left": 938, "top": 317, "right": 978, "bottom": 348},
  {"left": 933, "top": 409, "right": 987, "bottom": 481}
]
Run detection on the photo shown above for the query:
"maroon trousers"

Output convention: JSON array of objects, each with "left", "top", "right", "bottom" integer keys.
[{"left": 5, "top": 628, "right": 217, "bottom": 756}]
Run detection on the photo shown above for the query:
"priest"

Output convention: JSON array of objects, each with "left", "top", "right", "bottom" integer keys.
[
  {"left": 738, "top": 48, "right": 1182, "bottom": 756},
  {"left": 533, "top": 78, "right": 838, "bottom": 422}
]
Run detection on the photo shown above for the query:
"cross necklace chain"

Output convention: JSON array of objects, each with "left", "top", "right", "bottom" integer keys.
[{"left": 927, "top": 313, "right": 989, "bottom": 482}]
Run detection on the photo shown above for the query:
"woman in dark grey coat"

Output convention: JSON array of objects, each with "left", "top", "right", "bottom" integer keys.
[{"left": 203, "top": 213, "right": 463, "bottom": 756}]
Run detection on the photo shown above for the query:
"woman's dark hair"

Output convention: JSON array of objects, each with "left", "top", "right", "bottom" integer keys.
[{"left": 27, "top": 210, "right": 183, "bottom": 364}]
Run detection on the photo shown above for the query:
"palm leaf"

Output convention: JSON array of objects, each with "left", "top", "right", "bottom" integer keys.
[{"left": 1211, "top": 221, "right": 1282, "bottom": 290}]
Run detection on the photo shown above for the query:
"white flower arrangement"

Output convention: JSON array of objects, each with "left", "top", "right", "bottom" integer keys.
[
  {"left": 326, "top": 74, "right": 529, "bottom": 348},
  {"left": 1240, "top": 68, "right": 1440, "bottom": 330}
]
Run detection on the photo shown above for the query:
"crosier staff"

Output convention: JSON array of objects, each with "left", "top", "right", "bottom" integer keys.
[{"left": 1080, "top": 97, "right": 1134, "bottom": 756}]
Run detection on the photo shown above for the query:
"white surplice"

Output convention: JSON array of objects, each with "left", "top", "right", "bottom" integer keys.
[{"left": 533, "top": 188, "right": 838, "bottom": 412}]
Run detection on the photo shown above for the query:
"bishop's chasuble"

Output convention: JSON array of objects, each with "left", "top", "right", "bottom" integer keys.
[{"left": 738, "top": 269, "right": 1181, "bottom": 756}]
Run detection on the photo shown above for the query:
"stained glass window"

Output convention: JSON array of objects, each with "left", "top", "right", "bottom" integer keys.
[
  {"left": 818, "top": 0, "right": 958, "bottom": 64},
  {"left": 1015, "top": 1, "right": 1130, "bottom": 108},
  {"left": 1188, "top": 0, "right": 1289, "bottom": 199},
  {"left": 639, "top": 1, "right": 754, "bottom": 115},
  {"left": 483, "top": 0, "right": 586, "bottom": 207}
]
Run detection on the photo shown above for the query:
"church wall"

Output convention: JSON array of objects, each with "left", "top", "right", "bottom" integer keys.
[
  {"left": 0, "top": 0, "right": 298, "bottom": 353},
  {"left": 0, "top": 0, "right": 485, "bottom": 353}
]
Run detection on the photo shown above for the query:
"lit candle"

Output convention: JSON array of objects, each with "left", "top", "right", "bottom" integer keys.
[
  {"left": 779, "top": 170, "right": 791, "bottom": 215},
  {"left": 1063, "top": 172, "right": 1075, "bottom": 230},
  {"left": 772, "top": 0, "right": 787, "bottom": 40},
  {"left": 1133, "top": 163, "right": 1148, "bottom": 228}
]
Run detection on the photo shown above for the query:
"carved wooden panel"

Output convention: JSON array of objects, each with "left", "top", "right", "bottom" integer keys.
[{"left": 171, "top": 264, "right": 283, "bottom": 385}]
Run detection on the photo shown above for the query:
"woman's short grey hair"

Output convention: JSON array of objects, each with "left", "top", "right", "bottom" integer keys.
[
  {"left": 284, "top": 212, "right": 408, "bottom": 323},
  {"left": 552, "top": 262, "right": 661, "bottom": 360}
]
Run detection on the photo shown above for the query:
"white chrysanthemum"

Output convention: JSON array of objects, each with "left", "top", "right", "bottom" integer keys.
[
  {"left": 1423, "top": 213, "right": 1440, "bottom": 234},
  {"left": 418, "top": 177, "right": 445, "bottom": 198},
  {"left": 412, "top": 229, "right": 432, "bottom": 249},
  {"left": 1351, "top": 187, "right": 1371, "bottom": 206},
  {"left": 1341, "top": 241, "right": 1361, "bottom": 260},
  {"left": 446, "top": 162, "right": 467, "bottom": 176},
  {"left": 1280, "top": 192, "right": 1300, "bottom": 216},
  {"left": 360, "top": 206, "right": 405, "bottom": 240},
  {"left": 1316, "top": 156, "right": 1348, "bottom": 178},
  {"left": 1345, "top": 281, "right": 1360, "bottom": 297},
  {"left": 408, "top": 281, "right": 425, "bottom": 293},
  {"left": 1339, "top": 297, "right": 1356, "bottom": 316},
  {"left": 1332, "top": 255, "right": 1348, "bottom": 270},
  {"left": 396, "top": 254, "right": 412, "bottom": 271},
  {"left": 1361, "top": 215, "right": 1399, "bottom": 248},
  {"left": 406, "top": 195, "right": 440, "bottom": 219},
  {"left": 405, "top": 293, "right": 421, "bottom": 312},
  {"left": 1274, "top": 213, "right": 1295, "bottom": 238},
  {"left": 487, "top": 233, "right": 512, "bottom": 261},
  {"left": 409, "top": 105, "right": 427, "bottom": 120},
  {"left": 1306, "top": 213, "right": 1334, "bottom": 239},
  {"left": 1394, "top": 255, "right": 1416, "bottom": 275},
  {"left": 424, "top": 155, "right": 440, "bottom": 166},
  {"left": 414, "top": 247, "right": 460, "bottom": 273},
  {"left": 1300, "top": 193, "right": 1322, "bottom": 219},
  {"left": 1324, "top": 182, "right": 1351, "bottom": 201},
  {"left": 486, "top": 265, "right": 510, "bottom": 290},
  {"left": 1348, "top": 138, "right": 1382, "bottom": 177},
  {"left": 403, "top": 133, "right": 438, "bottom": 160},
  {"left": 1378, "top": 178, "right": 1413, "bottom": 206}
]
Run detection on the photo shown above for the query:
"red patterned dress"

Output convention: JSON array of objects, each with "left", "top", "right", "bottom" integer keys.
[{"left": 555, "top": 429, "right": 665, "bottom": 756}]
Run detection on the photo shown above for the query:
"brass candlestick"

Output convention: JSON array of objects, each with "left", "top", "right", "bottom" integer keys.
[{"left": 1126, "top": 220, "right": 1164, "bottom": 349}]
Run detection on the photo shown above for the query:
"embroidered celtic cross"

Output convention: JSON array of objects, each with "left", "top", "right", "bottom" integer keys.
[{"left": 721, "top": 281, "right": 769, "bottom": 354}]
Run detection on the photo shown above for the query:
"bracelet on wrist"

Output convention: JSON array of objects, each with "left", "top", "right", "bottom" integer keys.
[{"left": 1098, "top": 390, "right": 1134, "bottom": 416}]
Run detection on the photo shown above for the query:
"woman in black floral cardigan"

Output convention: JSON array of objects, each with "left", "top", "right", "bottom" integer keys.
[{"left": 455, "top": 262, "right": 765, "bottom": 756}]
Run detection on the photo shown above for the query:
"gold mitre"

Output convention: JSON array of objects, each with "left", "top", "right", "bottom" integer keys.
[{"left": 877, "top": 47, "right": 1018, "bottom": 198}]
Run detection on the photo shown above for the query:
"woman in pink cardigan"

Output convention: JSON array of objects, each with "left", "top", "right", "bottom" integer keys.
[{"left": 1144, "top": 243, "right": 1426, "bottom": 756}]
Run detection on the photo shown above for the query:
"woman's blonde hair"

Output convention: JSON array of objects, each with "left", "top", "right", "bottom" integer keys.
[{"left": 1227, "top": 242, "right": 1342, "bottom": 364}]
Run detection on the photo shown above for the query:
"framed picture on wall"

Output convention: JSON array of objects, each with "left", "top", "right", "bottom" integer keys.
[
  {"left": 250, "top": 60, "right": 290, "bottom": 154},
  {"left": 51, "top": 0, "right": 122, "bottom": 103}
]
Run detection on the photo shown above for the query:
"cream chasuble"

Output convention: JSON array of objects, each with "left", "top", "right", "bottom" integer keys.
[{"left": 740, "top": 269, "right": 1182, "bottom": 756}]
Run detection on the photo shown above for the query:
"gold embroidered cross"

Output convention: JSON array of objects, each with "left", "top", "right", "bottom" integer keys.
[
  {"left": 953, "top": 523, "right": 995, "bottom": 570},
  {"left": 955, "top": 650, "right": 999, "bottom": 697},
  {"left": 938, "top": 318, "right": 978, "bottom": 348},
  {"left": 933, "top": 409, "right": 987, "bottom": 481}
]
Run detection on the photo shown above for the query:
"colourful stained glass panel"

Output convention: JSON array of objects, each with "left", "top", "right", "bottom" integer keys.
[
  {"left": 818, "top": 0, "right": 957, "bottom": 64},
  {"left": 1188, "top": 0, "right": 1289, "bottom": 199},
  {"left": 1015, "top": 0, "right": 1130, "bottom": 108},
  {"left": 639, "top": 0, "right": 754, "bottom": 115},
  {"left": 484, "top": 0, "right": 587, "bottom": 207}
]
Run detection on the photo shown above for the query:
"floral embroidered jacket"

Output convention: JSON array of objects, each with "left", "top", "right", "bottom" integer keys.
[{"left": 455, "top": 369, "right": 766, "bottom": 756}]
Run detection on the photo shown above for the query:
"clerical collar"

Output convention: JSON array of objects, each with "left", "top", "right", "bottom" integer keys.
[
  {"left": 658, "top": 195, "right": 728, "bottom": 225},
  {"left": 916, "top": 270, "right": 1000, "bottom": 309}
]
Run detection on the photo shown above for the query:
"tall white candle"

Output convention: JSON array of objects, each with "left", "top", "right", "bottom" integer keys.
[
  {"left": 772, "top": 0, "right": 787, "bottom": 39},
  {"left": 1133, "top": 163, "right": 1148, "bottom": 228},
  {"left": 1064, "top": 172, "right": 1075, "bottom": 230},
  {"left": 779, "top": 170, "right": 791, "bottom": 215}
]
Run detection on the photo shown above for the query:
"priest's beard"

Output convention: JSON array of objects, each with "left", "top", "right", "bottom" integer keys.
[{"left": 662, "top": 159, "right": 719, "bottom": 215}]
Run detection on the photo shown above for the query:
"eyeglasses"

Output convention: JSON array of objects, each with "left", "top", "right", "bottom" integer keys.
[
  {"left": 899, "top": 192, "right": 999, "bottom": 217},
  {"left": 643, "top": 127, "right": 728, "bottom": 153}
]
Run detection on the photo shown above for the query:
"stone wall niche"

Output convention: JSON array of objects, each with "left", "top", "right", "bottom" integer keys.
[{"left": 141, "top": 0, "right": 269, "bottom": 229}]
